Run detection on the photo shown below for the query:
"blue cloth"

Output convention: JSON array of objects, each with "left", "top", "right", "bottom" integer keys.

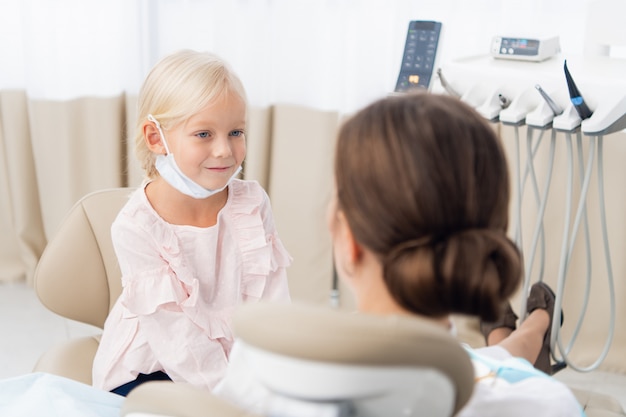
[
  {"left": 111, "top": 370, "right": 172, "bottom": 397},
  {"left": 0, "top": 373, "right": 123, "bottom": 417},
  {"left": 466, "top": 348, "right": 552, "bottom": 383}
]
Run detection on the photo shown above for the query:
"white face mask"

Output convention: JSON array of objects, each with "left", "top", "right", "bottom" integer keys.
[{"left": 148, "top": 114, "right": 242, "bottom": 199}]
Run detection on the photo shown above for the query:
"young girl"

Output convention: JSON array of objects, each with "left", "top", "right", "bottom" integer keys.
[
  {"left": 325, "top": 92, "right": 583, "bottom": 416},
  {"left": 91, "top": 50, "right": 291, "bottom": 396}
]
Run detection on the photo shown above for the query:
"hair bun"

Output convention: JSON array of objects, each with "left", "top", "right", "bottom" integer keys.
[
  {"left": 383, "top": 229, "right": 522, "bottom": 321},
  {"left": 437, "top": 229, "right": 521, "bottom": 320}
]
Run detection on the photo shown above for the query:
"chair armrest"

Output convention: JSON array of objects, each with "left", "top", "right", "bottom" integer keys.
[
  {"left": 121, "top": 381, "right": 260, "bottom": 417},
  {"left": 32, "top": 336, "right": 100, "bottom": 385}
]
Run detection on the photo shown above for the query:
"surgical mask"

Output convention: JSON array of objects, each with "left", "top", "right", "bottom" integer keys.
[{"left": 148, "top": 114, "right": 242, "bottom": 199}]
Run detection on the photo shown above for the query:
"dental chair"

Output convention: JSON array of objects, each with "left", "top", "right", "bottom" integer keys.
[
  {"left": 30, "top": 186, "right": 625, "bottom": 416},
  {"left": 32, "top": 187, "right": 133, "bottom": 385},
  {"left": 122, "top": 302, "right": 476, "bottom": 417}
]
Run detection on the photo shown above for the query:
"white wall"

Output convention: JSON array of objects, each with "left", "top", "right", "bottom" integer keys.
[{"left": 1, "top": 0, "right": 595, "bottom": 112}]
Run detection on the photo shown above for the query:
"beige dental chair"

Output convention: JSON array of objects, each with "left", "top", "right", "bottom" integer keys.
[
  {"left": 32, "top": 187, "right": 133, "bottom": 385},
  {"left": 30, "top": 187, "right": 625, "bottom": 416},
  {"left": 122, "top": 302, "right": 476, "bottom": 417}
]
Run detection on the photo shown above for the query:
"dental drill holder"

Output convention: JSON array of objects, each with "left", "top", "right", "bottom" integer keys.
[
  {"left": 475, "top": 88, "right": 508, "bottom": 122},
  {"left": 461, "top": 82, "right": 519, "bottom": 122},
  {"left": 434, "top": 53, "right": 626, "bottom": 374},
  {"left": 552, "top": 103, "right": 583, "bottom": 132},
  {"left": 434, "top": 55, "right": 626, "bottom": 135},
  {"left": 526, "top": 88, "right": 569, "bottom": 129},
  {"left": 500, "top": 88, "right": 543, "bottom": 126},
  {"left": 460, "top": 81, "right": 493, "bottom": 109},
  {"left": 582, "top": 93, "right": 626, "bottom": 135},
  {"left": 525, "top": 101, "right": 558, "bottom": 129}
]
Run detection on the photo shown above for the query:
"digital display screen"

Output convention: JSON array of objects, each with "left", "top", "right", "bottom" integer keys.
[{"left": 499, "top": 38, "right": 539, "bottom": 56}]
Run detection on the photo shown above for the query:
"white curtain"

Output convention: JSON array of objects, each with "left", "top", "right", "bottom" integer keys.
[{"left": 2, "top": 0, "right": 592, "bottom": 104}]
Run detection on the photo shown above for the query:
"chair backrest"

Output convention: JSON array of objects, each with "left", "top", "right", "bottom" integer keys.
[
  {"left": 33, "top": 188, "right": 133, "bottom": 329},
  {"left": 233, "top": 302, "right": 475, "bottom": 417}
]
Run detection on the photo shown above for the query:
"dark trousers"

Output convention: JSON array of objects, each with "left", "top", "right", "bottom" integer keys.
[{"left": 110, "top": 370, "right": 172, "bottom": 397}]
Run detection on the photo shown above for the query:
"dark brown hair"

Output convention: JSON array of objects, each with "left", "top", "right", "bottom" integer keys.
[{"left": 334, "top": 93, "right": 521, "bottom": 321}]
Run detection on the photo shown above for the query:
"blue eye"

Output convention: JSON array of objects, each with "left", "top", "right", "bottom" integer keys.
[
  {"left": 196, "top": 132, "right": 210, "bottom": 139},
  {"left": 230, "top": 130, "right": 244, "bottom": 137}
]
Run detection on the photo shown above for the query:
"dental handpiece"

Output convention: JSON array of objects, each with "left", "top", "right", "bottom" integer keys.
[
  {"left": 563, "top": 60, "right": 593, "bottom": 119},
  {"left": 535, "top": 84, "right": 563, "bottom": 116},
  {"left": 436, "top": 68, "right": 461, "bottom": 97}
]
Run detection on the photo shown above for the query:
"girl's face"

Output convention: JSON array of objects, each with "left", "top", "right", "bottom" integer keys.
[{"left": 164, "top": 91, "right": 247, "bottom": 192}]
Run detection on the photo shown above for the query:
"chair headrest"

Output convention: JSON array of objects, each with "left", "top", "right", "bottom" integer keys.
[{"left": 233, "top": 302, "right": 475, "bottom": 414}]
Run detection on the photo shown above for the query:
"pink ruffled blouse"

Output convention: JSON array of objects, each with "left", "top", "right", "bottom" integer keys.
[{"left": 92, "top": 179, "right": 291, "bottom": 392}]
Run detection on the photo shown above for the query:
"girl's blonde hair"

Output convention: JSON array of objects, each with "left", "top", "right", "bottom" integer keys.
[{"left": 135, "top": 50, "right": 247, "bottom": 178}]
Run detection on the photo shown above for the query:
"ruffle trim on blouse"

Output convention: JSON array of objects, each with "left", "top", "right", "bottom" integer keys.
[
  {"left": 119, "top": 181, "right": 290, "bottom": 341},
  {"left": 120, "top": 186, "right": 232, "bottom": 339},
  {"left": 229, "top": 181, "right": 292, "bottom": 302},
  {"left": 121, "top": 265, "right": 198, "bottom": 316}
]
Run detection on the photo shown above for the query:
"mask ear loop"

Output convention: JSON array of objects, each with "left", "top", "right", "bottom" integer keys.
[{"left": 147, "top": 114, "right": 172, "bottom": 155}]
